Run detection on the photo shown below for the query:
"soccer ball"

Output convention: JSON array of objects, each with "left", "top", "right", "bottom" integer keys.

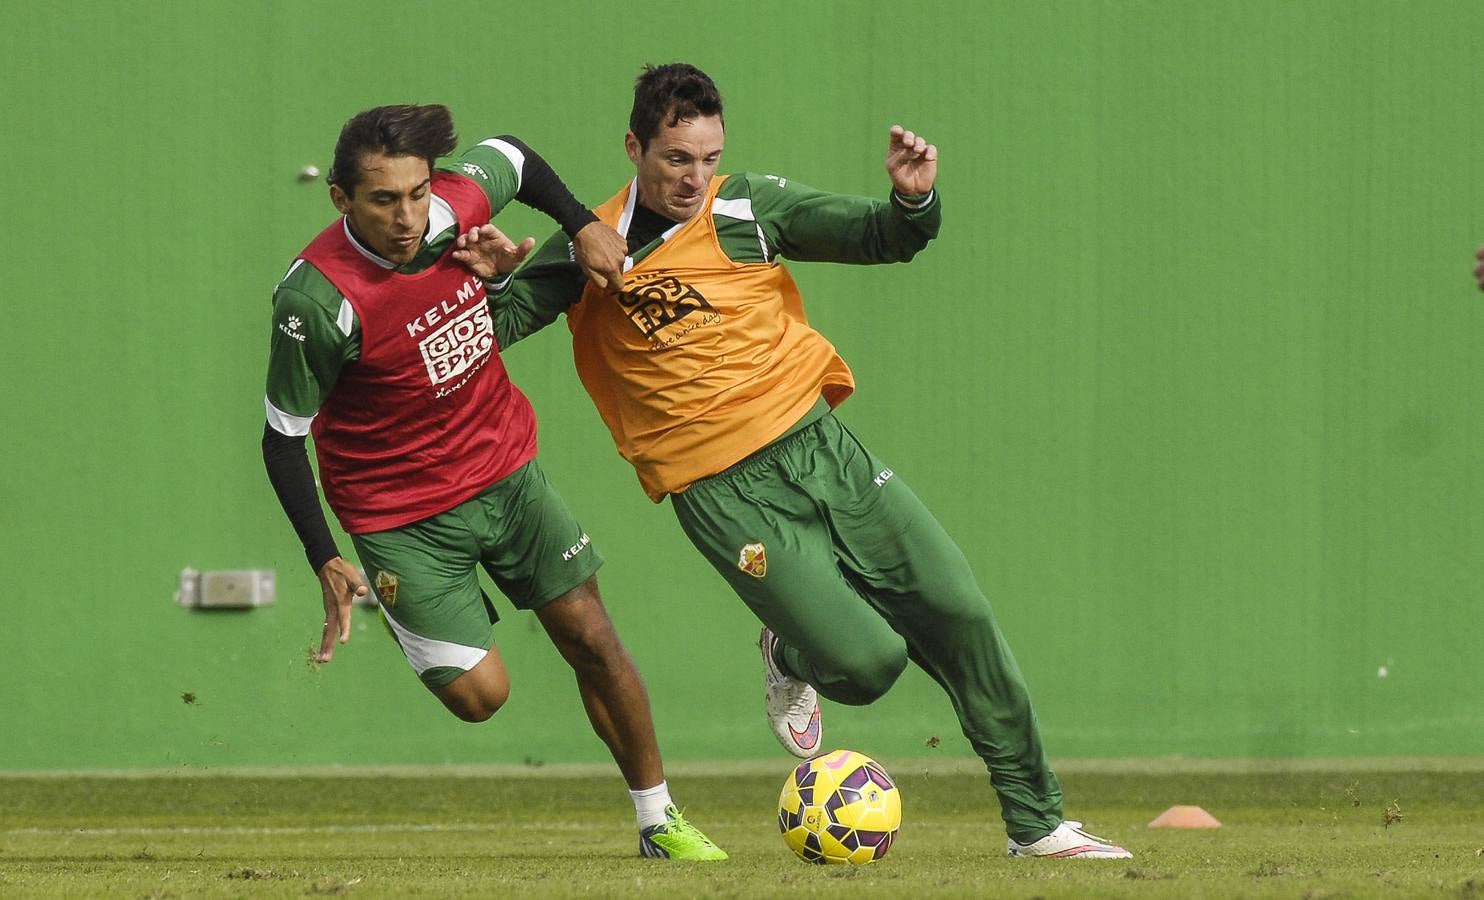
[{"left": 777, "top": 749, "right": 901, "bottom": 864}]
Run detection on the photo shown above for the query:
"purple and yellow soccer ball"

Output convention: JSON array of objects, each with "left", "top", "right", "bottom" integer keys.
[{"left": 777, "top": 748, "right": 901, "bottom": 865}]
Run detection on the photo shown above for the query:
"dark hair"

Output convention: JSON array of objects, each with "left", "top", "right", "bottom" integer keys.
[
  {"left": 629, "top": 63, "right": 724, "bottom": 150},
  {"left": 328, "top": 104, "right": 457, "bottom": 196}
]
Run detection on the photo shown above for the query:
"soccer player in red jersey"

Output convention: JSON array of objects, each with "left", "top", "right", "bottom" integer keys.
[{"left": 261, "top": 104, "right": 723, "bottom": 860}]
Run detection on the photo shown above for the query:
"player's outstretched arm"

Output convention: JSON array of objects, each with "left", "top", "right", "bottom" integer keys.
[
  {"left": 459, "top": 227, "right": 589, "bottom": 349},
  {"left": 1474, "top": 245, "right": 1484, "bottom": 291},
  {"left": 462, "top": 135, "right": 622, "bottom": 289},
  {"left": 740, "top": 124, "right": 941, "bottom": 266},
  {"left": 886, "top": 125, "right": 937, "bottom": 197},
  {"left": 264, "top": 283, "right": 367, "bottom": 663},
  {"left": 316, "top": 557, "right": 368, "bottom": 663}
]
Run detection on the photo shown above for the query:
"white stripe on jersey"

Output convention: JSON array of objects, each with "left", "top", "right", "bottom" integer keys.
[
  {"left": 711, "top": 196, "right": 771, "bottom": 259},
  {"left": 426, "top": 194, "right": 455, "bottom": 243},
  {"left": 265, "top": 398, "right": 315, "bottom": 437},
  {"left": 477, "top": 138, "right": 525, "bottom": 191},
  {"left": 711, "top": 196, "right": 754, "bottom": 221},
  {"left": 380, "top": 604, "right": 488, "bottom": 676},
  {"left": 277, "top": 258, "right": 306, "bottom": 286},
  {"left": 616, "top": 177, "right": 639, "bottom": 236},
  {"left": 335, "top": 298, "right": 355, "bottom": 337}
]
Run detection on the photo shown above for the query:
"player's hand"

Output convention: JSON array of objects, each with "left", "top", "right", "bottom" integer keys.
[
  {"left": 572, "top": 221, "right": 627, "bottom": 291},
  {"left": 1475, "top": 245, "right": 1484, "bottom": 291},
  {"left": 316, "top": 556, "right": 368, "bottom": 663},
  {"left": 886, "top": 125, "right": 938, "bottom": 197},
  {"left": 451, "top": 224, "right": 536, "bottom": 279}
]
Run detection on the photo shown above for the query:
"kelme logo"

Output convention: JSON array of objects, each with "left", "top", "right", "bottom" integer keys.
[{"left": 278, "top": 314, "right": 307, "bottom": 343}]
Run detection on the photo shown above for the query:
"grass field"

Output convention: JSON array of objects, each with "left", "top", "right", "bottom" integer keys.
[{"left": 1, "top": 759, "right": 1481, "bottom": 898}]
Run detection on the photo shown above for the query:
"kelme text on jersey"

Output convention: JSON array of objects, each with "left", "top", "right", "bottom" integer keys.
[{"left": 405, "top": 277, "right": 485, "bottom": 338}]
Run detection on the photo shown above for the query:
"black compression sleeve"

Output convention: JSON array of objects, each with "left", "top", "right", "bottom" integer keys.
[
  {"left": 262, "top": 422, "right": 340, "bottom": 572},
  {"left": 494, "top": 134, "right": 598, "bottom": 238}
]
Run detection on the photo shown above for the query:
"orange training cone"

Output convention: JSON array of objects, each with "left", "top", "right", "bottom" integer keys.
[{"left": 1148, "top": 805, "right": 1222, "bottom": 828}]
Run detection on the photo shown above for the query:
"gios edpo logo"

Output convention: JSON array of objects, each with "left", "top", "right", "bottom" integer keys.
[{"left": 616, "top": 275, "right": 716, "bottom": 341}]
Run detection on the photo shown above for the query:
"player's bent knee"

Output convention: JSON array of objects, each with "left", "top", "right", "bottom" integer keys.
[
  {"left": 440, "top": 681, "right": 509, "bottom": 723},
  {"left": 450, "top": 697, "right": 504, "bottom": 723},
  {"left": 831, "top": 644, "right": 908, "bottom": 706},
  {"left": 434, "top": 657, "right": 511, "bottom": 723}
]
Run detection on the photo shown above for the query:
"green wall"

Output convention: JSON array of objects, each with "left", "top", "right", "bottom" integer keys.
[{"left": 3, "top": 0, "right": 1481, "bottom": 770}]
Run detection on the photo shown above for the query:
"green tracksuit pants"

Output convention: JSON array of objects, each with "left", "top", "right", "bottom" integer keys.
[{"left": 671, "top": 408, "right": 1063, "bottom": 842}]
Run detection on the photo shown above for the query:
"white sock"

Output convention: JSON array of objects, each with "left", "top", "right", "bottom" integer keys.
[{"left": 631, "top": 781, "right": 673, "bottom": 830}]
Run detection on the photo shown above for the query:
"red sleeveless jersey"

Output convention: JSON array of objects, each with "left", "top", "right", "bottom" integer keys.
[{"left": 299, "top": 173, "right": 537, "bottom": 533}]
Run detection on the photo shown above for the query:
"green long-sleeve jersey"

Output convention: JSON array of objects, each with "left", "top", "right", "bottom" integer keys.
[{"left": 489, "top": 173, "right": 941, "bottom": 349}]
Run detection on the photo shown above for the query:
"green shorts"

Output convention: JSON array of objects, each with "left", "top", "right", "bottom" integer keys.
[{"left": 349, "top": 459, "right": 603, "bottom": 688}]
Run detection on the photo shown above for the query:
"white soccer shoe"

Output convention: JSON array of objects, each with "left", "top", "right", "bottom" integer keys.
[
  {"left": 760, "top": 627, "right": 822, "bottom": 758},
  {"left": 1006, "top": 820, "right": 1132, "bottom": 859}
]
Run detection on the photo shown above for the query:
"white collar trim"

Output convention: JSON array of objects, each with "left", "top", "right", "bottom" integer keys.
[
  {"left": 342, "top": 217, "right": 396, "bottom": 270},
  {"left": 617, "top": 178, "right": 639, "bottom": 237}
]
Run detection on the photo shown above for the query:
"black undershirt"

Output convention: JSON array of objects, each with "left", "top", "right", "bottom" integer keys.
[
  {"left": 625, "top": 201, "right": 680, "bottom": 255},
  {"left": 262, "top": 425, "right": 339, "bottom": 571}
]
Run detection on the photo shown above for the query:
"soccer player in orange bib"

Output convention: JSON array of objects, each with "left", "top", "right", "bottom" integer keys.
[{"left": 470, "top": 65, "right": 1130, "bottom": 859}]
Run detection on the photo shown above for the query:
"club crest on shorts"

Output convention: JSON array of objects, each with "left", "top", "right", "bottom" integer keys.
[
  {"left": 374, "top": 570, "right": 399, "bottom": 607},
  {"left": 737, "top": 542, "right": 767, "bottom": 579}
]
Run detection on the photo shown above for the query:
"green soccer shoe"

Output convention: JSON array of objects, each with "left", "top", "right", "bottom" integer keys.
[{"left": 638, "top": 805, "right": 728, "bottom": 861}]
